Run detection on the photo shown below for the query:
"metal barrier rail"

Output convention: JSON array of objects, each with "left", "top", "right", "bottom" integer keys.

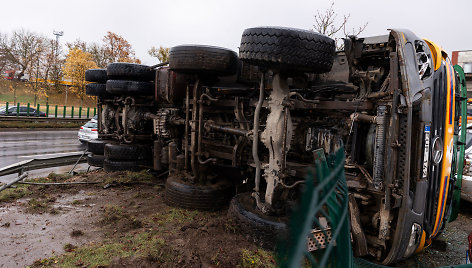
[
  {"left": 0, "top": 116, "right": 89, "bottom": 123},
  {"left": 2, "top": 102, "right": 96, "bottom": 119},
  {"left": 0, "top": 152, "right": 87, "bottom": 177}
]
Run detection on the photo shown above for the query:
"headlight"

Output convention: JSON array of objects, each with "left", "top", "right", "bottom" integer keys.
[
  {"left": 403, "top": 223, "right": 422, "bottom": 258},
  {"left": 431, "top": 136, "right": 443, "bottom": 165}
]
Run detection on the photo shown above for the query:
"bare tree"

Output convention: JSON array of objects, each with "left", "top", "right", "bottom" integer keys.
[
  {"left": 88, "top": 42, "right": 108, "bottom": 68},
  {"left": 312, "top": 2, "right": 368, "bottom": 50},
  {"left": 38, "top": 39, "right": 61, "bottom": 103},
  {"left": 0, "top": 34, "right": 9, "bottom": 74},
  {"left": 0, "top": 29, "right": 46, "bottom": 79}
]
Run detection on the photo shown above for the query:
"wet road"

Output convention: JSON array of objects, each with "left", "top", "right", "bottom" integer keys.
[{"left": 0, "top": 130, "right": 87, "bottom": 183}]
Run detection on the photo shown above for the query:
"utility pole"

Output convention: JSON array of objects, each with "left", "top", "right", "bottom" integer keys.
[
  {"left": 53, "top": 30, "right": 64, "bottom": 105},
  {"left": 34, "top": 48, "right": 42, "bottom": 107}
]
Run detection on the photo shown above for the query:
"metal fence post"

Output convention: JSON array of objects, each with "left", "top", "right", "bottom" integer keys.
[
  {"left": 78, "top": 106, "right": 82, "bottom": 118},
  {"left": 16, "top": 103, "right": 19, "bottom": 117},
  {"left": 93, "top": 107, "right": 96, "bottom": 116},
  {"left": 86, "top": 107, "right": 90, "bottom": 118},
  {"left": 63, "top": 106, "right": 66, "bottom": 118},
  {"left": 36, "top": 104, "right": 40, "bottom": 116},
  {"left": 5, "top": 102, "right": 8, "bottom": 115},
  {"left": 71, "top": 106, "right": 74, "bottom": 118},
  {"left": 54, "top": 105, "right": 58, "bottom": 118},
  {"left": 46, "top": 104, "right": 49, "bottom": 117},
  {"left": 27, "top": 103, "right": 30, "bottom": 116}
]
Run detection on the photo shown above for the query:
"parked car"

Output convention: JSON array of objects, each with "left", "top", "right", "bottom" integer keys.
[
  {"left": 78, "top": 120, "right": 98, "bottom": 143},
  {"left": 0, "top": 106, "right": 46, "bottom": 117}
]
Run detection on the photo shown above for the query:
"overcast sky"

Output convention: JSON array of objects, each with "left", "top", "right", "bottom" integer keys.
[{"left": 1, "top": 0, "right": 470, "bottom": 65}]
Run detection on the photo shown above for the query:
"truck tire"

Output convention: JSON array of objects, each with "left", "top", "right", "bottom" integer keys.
[
  {"left": 87, "top": 153, "right": 105, "bottom": 167},
  {"left": 86, "top": 83, "right": 109, "bottom": 97},
  {"left": 85, "top": 69, "right": 107, "bottom": 83},
  {"left": 106, "top": 80, "right": 154, "bottom": 96},
  {"left": 227, "top": 192, "right": 288, "bottom": 249},
  {"left": 239, "top": 27, "right": 335, "bottom": 73},
  {"left": 87, "top": 139, "right": 109, "bottom": 155},
  {"left": 164, "top": 176, "right": 234, "bottom": 211},
  {"left": 107, "top": 63, "right": 155, "bottom": 81},
  {"left": 104, "top": 143, "right": 152, "bottom": 161},
  {"left": 169, "top": 45, "right": 238, "bottom": 76},
  {"left": 103, "top": 159, "right": 150, "bottom": 172}
]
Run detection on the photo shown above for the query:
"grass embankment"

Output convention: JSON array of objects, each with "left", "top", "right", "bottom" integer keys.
[
  {"left": 0, "top": 81, "right": 96, "bottom": 128},
  {"left": 0, "top": 80, "right": 96, "bottom": 108},
  {"left": 0, "top": 80, "right": 96, "bottom": 120}
]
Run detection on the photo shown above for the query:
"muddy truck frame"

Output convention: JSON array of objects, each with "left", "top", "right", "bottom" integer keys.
[{"left": 84, "top": 27, "right": 463, "bottom": 264}]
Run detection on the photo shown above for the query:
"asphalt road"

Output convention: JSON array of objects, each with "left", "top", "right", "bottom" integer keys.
[{"left": 0, "top": 129, "right": 87, "bottom": 183}]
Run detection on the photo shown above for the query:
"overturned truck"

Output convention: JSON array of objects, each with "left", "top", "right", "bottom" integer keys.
[{"left": 84, "top": 27, "right": 461, "bottom": 264}]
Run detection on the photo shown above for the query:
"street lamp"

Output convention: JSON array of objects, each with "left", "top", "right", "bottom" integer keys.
[
  {"left": 34, "top": 47, "right": 42, "bottom": 107},
  {"left": 53, "top": 30, "right": 64, "bottom": 104}
]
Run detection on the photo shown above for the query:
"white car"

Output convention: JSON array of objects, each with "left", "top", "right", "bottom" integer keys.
[
  {"left": 461, "top": 124, "right": 472, "bottom": 202},
  {"left": 78, "top": 120, "right": 98, "bottom": 143}
]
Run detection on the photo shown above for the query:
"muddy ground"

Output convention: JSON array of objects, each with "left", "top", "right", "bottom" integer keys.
[{"left": 0, "top": 170, "right": 470, "bottom": 267}]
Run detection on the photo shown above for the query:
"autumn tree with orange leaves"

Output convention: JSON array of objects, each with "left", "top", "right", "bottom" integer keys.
[
  {"left": 63, "top": 48, "right": 97, "bottom": 105},
  {"left": 102, "top": 31, "right": 140, "bottom": 64}
]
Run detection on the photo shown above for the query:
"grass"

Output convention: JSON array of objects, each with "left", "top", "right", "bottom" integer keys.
[
  {"left": 103, "top": 170, "right": 156, "bottom": 185},
  {"left": 149, "top": 207, "right": 199, "bottom": 226},
  {"left": 100, "top": 205, "right": 126, "bottom": 224},
  {"left": 100, "top": 205, "right": 142, "bottom": 229},
  {"left": 239, "top": 249, "right": 276, "bottom": 268},
  {"left": 0, "top": 173, "right": 72, "bottom": 204},
  {"left": 31, "top": 230, "right": 181, "bottom": 267},
  {"left": 26, "top": 194, "right": 57, "bottom": 214},
  {"left": 0, "top": 184, "right": 32, "bottom": 202},
  {"left": 0, "top": 80, "right": 96, "bottom": 108}
]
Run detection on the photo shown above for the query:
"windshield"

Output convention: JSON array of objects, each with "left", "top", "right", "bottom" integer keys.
[{"left": 83, "top": 121, "right": 97, "bottom": 128}]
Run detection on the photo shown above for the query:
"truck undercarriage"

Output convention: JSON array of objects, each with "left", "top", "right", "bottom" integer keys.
[{"left": 85, "top": 27, "right": 459, "bottom": 265}]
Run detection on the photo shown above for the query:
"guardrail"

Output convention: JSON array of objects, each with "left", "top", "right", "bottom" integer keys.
[
  {"left": 0, "top": 116, "right": 89, "bottom": 123},
  {"left": 2, "top": 102, "right": 96, "bottom": 119},
  {"left": 0, "top": 152, "right": 87, "bottom": 177}
]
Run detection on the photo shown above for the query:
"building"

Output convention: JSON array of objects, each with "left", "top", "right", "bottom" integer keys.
[{"left": 451, "top": 50, "right": 472, "bottom": 97}]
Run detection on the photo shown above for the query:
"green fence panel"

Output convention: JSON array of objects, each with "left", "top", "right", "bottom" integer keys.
[
  {"left": 54, "top": 105, "right": 58, "bottom": 118},
  {"left": 16, "top": 103, "right": 19, "bottom": 117},
  {"left": 450, "top": 64, "right": 468, "bottom": 222},
  {"left": 5, "top": 102, "right": 8, "bottom": 115},
  {"left": 71, "top": 106, "right": 74, "bottom": 118},
  {"left": 93, "top": 107, "right": 96, "bottom": 116},
  {"left": 278, "top": 147, "right": 353, "bottom": 268},
  {"left": 27, "top": 103, "right": 30, "bottom": 116},
  {"left": 86, "top": 107, "right": 90, "bottom": 118},
  {"left": 78, "top": 107, "right": 82, "bottom": 118},
  {"left": 63, "top": 106, "right": 66, "bottom": 118},
  {"left": 36, "top": 104, "right": 40, "bottom": 116},
  {"left": 46, "top": 104, "right": 49, "bottom": 117}
]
